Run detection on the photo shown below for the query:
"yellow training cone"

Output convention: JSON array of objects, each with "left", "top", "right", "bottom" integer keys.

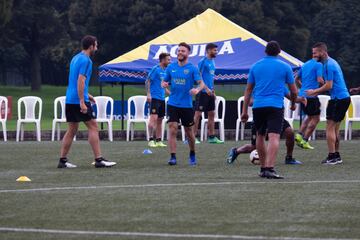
[{"left": 16, "top": 176, "right": 31, "bottom": 182}]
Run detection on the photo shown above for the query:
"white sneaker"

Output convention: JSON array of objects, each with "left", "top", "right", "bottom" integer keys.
[
  {"left": 57, "top": 159, "right": 77, "bottom": 168},
  {"left": 94, "top": 158, "right": 117, "bottom": 168}
]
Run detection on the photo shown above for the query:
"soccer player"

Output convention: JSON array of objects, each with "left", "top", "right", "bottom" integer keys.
[
  {"left": 58, "top": 35, "right": 116, "bottom": 168},
  {"left": 241, "top": 41, "right": 297, "bottom": 179},
  {"left": 306, "top": 42, "right": 350, "bottom": 165},
  {"left": 161, "top": 42, "right": 205, "bottom": 166},
  {"left": 227, "top": 90, "right": 303, "bottom": 165},
  {"left": 146, "top": 52, "right": 171, "bottom": 148},
  {"left": 295, "top": 57, "right": 324, "bottom": 150},
  {"left": 193, "top": 43, "right": 223, "bottom": 144}
]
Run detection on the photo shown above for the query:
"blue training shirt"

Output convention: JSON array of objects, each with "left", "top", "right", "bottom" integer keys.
[
  {"left": 248, "top": 56, "right": 294, "bottom": 109},
  {"left": 148, "top": 65, "right": 166, "bottom": 101},
  {"left": 323, "top": 57, "right": 350, "bottom": 100},
  {"left": 164, "top": 62, "right": 201, "bottom": 108},
  {"left": 198, "top": 57, "right": 215, "bottom": 93},
  {"left": 65, "top": 52, "right": 92, "bottom": 104},
  {"left": 298, "top": 59, "right": 323, "bottom": 98}
]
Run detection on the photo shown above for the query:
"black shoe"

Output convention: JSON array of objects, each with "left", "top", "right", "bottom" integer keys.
[
  {"left": 94, "top": 157, "right": 117, "bottom": 168},
  {"left": 57, "top": 158, "right": 77, "bottom": 168},
  {"left": 262, "top": 169, "right": 284, "bottom": 179},
  {"left": 322, "top": 158, "right": 342, "bottom": 165}
]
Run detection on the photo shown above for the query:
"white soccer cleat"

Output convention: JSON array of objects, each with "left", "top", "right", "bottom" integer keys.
[{"left": 94, "top": 158, "right": 117, "bottom": 168}]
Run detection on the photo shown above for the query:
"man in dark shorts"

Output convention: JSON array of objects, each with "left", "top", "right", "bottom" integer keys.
[
  {"left": 193, "top": 43, "right": 223, "bottom": 144},
  {"left": 227, "top": 93, "right": 303, "bottom": 165},
  {"left": 306, "top": 42, "right": 350, "bottom": 165},
  {"left": 146, "top": 52, "right": 171, "bottom": 148},
  {"left": 295, "top": 57, "right": 324, "bottom": 150},
  {"left": 161, "top": 42, "right": 205, "bottom": 166},
  {"left": 241, "top": 41, "right": 298, "bottom": 179},
  {"left": 58, "top": 35, "right": 116, "bottom": 168}
]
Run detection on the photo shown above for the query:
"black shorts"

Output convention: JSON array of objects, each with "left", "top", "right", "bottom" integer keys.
[
  {"left": 250, "top": 119, "right": 291, "bottom": 146},
  {"left": 66, "top": 102, "right": 96, "bottom": 123},
  {"left": 167, "top": 105, "right": 194, "bottom": 127},
  {"left": 194, "top": 92, "right": 215, "bottom": 112},
  {"left": 253, "top": 107, "right": 284, "bottom": 136},
  {"left": 301, "top": 97, "right": 321, "bottom": 116},
  {"left": 149, "top": 98, "right": 165, "bottom": 118},
  {"left": 326, "top": 97, "right": 350, "bottom": 122}
]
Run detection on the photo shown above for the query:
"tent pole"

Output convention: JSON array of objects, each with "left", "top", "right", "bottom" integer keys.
[{"left": 121, "top": 83, "right": 125, "bottom": 130}]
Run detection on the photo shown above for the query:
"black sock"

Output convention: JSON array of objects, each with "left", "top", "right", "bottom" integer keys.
[
  {"left": 303, "top": 137, "right": 309, "bottom": 142},
  {"left": 268, "top": 167, "right": 274, "bottom": 172},
  {"left": 190, "top": 150, "right": 195, "bottom": 157},
  {"left": 260, "top": 167, "right": 266, "bottom": 172},
  {"left": 156, "top": 138, "right": 161, "bottom": 142},
  {"left": 149, "top": 137, "right": 154, "bottom": 141},
  {"left": 59, "top": 157, "right": 67, "bottom": 163},
  {"left": 286, "top": 155, "right": 292, "bottom": 160},
  {"left": 328, "top": 152, "right": 336, "bottom": 159},
  {"left": 209, "top": 135, "right": 215, "bottom": 139},
  {"left": 171, "top": 153, "right": 176, "bottom": 159},
  {"left": 335, "top": 152, "right": 340, "bottom": 158},
  {"left": 95, "top": 157, "right": 103, "bottom": 162}
]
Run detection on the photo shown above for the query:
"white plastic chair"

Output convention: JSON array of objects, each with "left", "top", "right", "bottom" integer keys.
[
  {"left": 283, "top": 97, "right": 294, "bottom": 128},
  {"left": 345, "top": 95, "right": 360, "bottom": 140},
  {"left": 200, "top": 96, "right": 225, "bottom": 141},
  {"left": 94, "top": 96, "right": 114, "bottom": 141},
  {"left": 235, "top": 96, "right": 253, "bottom": 141},
  {"left": 16, "top": 96, "right": 42, "bottom": 142},
  {"left": 51, "top": 96, "right": 66, "bottom": 141},
  {"left": 312, "top": 95, "right": 330, "bottom": 140},
  {"left": 161, "top": 97, "right": 186, "bottom": 141},
  {"left": 0, "top": 96, "right": 8, "bottom": 141},
  {"left": 126, "top": 95, "right": 149, "bottom": 141}
]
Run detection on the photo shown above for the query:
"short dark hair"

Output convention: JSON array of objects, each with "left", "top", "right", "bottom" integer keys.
[
  {"left": 81, "top": 35, "right": 97, "bottom": 50},
  {"left": 159, "top": 52, "right": 170, "bottom": 61},
  {"left": 312, "top": 42, "right": 328, "bottom": 52},
  {"left": 178, "top": 42, "right": 191, "bottom": 52},
  {"left": 206, "top": 43, "right": 218, "bottom": 51},
  {"left": 265, "top": 41, "right": 281, "bottom": 56}
]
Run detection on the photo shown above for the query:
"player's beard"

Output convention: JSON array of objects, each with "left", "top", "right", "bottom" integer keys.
[{"left": 178, "top": 54, "right": 187, "bottom": 63}]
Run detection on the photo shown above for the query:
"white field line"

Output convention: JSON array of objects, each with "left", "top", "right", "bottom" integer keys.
[
  {"left": 0, "top": 227, "right": 358, "bottom": 240},
  {"left": 1, "top": 180, "right": 360, "bottom": 193}
]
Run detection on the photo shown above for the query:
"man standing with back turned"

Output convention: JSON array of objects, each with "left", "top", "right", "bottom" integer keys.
[
  {"left": 306, "top": 42, "right": 350, "bottom": 165},
  {"left": 162, "top": 42, "right": 205, "bottom": 166},
  {"left": 241, "top": 41, "right": 297, "bottom": 179},
  {"left": 58, "top": 35, "right": 116, "bottom": 168}
]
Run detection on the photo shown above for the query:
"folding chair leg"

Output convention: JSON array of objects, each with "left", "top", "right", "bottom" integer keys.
[
  {"left": 21, "top": 123, "right": 24, "bottom": 141},
  {"left": 2, "top": 122, "right": 7, "bottom": 142},
  {"left": 57, "top": 123, "right": 61, "bottom": 141},
  {"left": 36, "top": 122, "right": 41, "bottom": 141},
  {"left": 108, "top": 122, "right": 113, "bottom": 142},
  {"left": 235, "top": 120, "right": 240, "bottom": 141},
  {"left": 16, "top": 121, "right": 21, "bottom": 142}
]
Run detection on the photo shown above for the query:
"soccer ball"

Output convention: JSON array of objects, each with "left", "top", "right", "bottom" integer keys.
[{"left": 249, "top": 149, "right": 260, "bottom": 165}]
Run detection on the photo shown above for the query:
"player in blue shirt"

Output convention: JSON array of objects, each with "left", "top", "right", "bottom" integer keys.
[
  {"left": 193, "top": 43, "right": 223, "bottom": 144},
  {"left": 161, "top": 42, "right": 205, "bottom": 166},
  {"left": 241, "top": 41, "right": 298, "bottom": 179},
  {"left": 295, "top": 58, "right": 324, "bottom": 150},
  {"left": 146, "top": 52, "right": 171, "bottom": 148},
  {"left": 58, "top": 35, "right": 116, "bottom": 169},
  {"left": 306, "top": 42, "right": 350, "bottom": 165}
]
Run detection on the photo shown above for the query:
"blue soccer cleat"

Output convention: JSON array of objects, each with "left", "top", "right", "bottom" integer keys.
[
  {"left": 285, "top": 156, "right": 303, "bottom": 165},
  {"left": 189, "top": 155, "right": 197, "bottom": 166},
  {"left": 168, "top": 158, "right": 177, "bottom": 166}
]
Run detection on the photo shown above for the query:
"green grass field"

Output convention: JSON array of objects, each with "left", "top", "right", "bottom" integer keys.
[{"left": 0, "top": 140, "right": 360, "bottom": 239}]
